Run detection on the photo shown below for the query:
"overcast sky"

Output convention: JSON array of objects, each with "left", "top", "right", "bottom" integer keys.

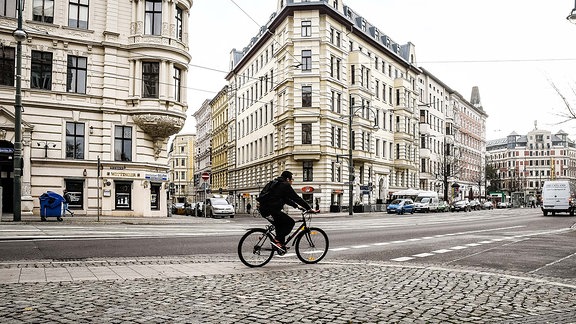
[{"left": 185, "top": 0, "right": 576, "bottom": 140}]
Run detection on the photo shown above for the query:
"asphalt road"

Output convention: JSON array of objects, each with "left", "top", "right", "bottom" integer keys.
[{"left": 1, "top": 207, "right": 574, "bottom": 280}]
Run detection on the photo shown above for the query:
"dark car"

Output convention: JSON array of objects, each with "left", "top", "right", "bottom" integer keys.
[{"left": 450, "top": 200, "right": 471, "bottom": 212}]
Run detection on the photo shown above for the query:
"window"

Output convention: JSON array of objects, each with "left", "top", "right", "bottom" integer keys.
[
  {"left": 65, "top": 179, "right": 84, "bottom": 209},
  {"left": 115, "top": 181, "right": 132, "bottom": 209},
  {"left": 67, "top": 55, "right": 87, "bottom": 93},
  {"left": 31, "top": 51, "right": 53, "bottom": 90},
  {"left": 175, "top": 6, "right": 183, "bottom": 40},
  {"left": 173, "top": 67, "right": 182, "bottom": 101},
  {"left": 330, "top": 55, "right": 341, "bottom": 79},
  {"left": 301, "top": 50, "right": 312, "bottom": 71},
  {"left": 301, "top": 20, "right": 311, "bottom": 37},
  {"left": 302, "top": 85, "right": 312, "bottom": 107},
  {"left": 66, "top": 122, "right": 85, "bottom": 159},
  {"left": 142, "top": 62, "right": 159, "bottom": 98},
  {"left": 33, "top": 0, "right": 54, "bottom": 23},
  {"left": 302, "top": 123, "right": 312, "bottom": 144},
  {"left": 68, "top": 0, "right": 89, "bottom": 29},
  {"left": 0, "top": 0, "right": 16, "bottom": 17},
  {"left": 114, "top": 126, "right": 132, "bottom": 162},
  {"left": 0, "top": 46, "right": 14, "bottom": 86},
  {"left": 303, "top": 161, "right": 313, "bottom": 181},
  {"left": 145, "top": 0, "right": 162, "bottom": 35}
]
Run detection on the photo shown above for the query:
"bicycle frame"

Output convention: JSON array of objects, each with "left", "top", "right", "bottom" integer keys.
[{"left": 260, "top": 210, "right": 312, "bottom": 246}]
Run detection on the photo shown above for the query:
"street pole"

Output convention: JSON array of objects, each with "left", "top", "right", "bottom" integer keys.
[
  {"left": 12, "top": 0, "right": 26, "bottom": 222},
  {"left": 348, "top": 107, "right": 353, "bottom": 216}
]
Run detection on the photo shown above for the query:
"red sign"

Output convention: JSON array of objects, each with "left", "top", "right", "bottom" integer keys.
[
  {"left": 302, "top": 186, "right": 314, "bottom": 193},
  {"left": 201, "top": 172, "right": 210, "bottom": 181}
]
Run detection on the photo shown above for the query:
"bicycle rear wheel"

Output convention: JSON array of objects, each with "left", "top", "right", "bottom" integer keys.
[
  {"left": 295, "top": 227, "right": 329, "bottom": 264},
  {"left": 238, "top": 228, "right": 274, "bottom": 267}
]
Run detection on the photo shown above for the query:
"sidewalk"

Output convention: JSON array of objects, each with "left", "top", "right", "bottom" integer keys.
[{"left": 0, "top": 209, "right": 365, "bottom": 224}]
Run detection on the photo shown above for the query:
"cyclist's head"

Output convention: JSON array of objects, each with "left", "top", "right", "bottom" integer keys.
[{"left": 281, "top": 171, "right": 293, "bottom": 182}]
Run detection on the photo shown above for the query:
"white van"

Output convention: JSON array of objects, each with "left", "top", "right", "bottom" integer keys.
[
  {"left": 413, "top": 191, "right": 440, "bottom": 213},
  {"left": 541, "top": 180, "right": 576, "bottom": 216}
]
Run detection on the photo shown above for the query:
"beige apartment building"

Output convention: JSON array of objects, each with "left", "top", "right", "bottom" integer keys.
[
  {"left": 0, "top": 0, "right": 192, "bottom": 217},
  {"left": 225, "top": 0, "right": 426, "bottom": 212}
]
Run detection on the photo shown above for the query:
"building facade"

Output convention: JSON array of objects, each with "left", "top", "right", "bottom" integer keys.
[
  {"left": 0, "top": 0, "right": 192, "bottom": 217},
  {"left": 486, "top": 125, "right": 576, "bottom": 206},
  {"left": 168, "top": 133, "right": 195, "bottom": 204},
  {"left": 210, "top": 86, "right": 229, "bottom": 199},
  {"left": 192, "top": 99, "right": 212, "bottom": 202}
]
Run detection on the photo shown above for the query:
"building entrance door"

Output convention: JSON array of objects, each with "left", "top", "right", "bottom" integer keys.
[{"left": 0, "top": 140, "right": 14, "bottom": 213}]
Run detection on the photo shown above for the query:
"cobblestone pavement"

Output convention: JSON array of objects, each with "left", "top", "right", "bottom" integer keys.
[{"left": 0, "top": 255, "right": 575, "bottom": 323}]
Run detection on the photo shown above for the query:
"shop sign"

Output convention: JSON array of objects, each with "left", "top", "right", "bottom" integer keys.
[
  {"left": 302, "top": 186, "right": 314, "bottom": 193},
  {"left": 145, "top": 173, "right": 168, "bottom": 181}
]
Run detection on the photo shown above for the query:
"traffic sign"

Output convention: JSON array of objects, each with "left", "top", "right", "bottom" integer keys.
[{"left": 201, "top": 172, "right": 210, "bottom": 181}]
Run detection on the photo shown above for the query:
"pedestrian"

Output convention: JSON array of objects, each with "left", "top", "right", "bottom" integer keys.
[
  {"left": 256, "top": 171, "right": 315, "bottom": 254},
  {"left": 246, "top": 202, "right": 252, "bottom": 215},
  {"left": 63, "top": 189, "right": 74, "bottom": 217}
]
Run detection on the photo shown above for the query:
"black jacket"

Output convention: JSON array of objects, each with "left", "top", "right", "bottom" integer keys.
[{"left": 259, "top": 177, "right": 311, "bottom": 212}]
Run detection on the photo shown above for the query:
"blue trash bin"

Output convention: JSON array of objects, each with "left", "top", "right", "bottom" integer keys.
[{"left": 39, "top": 191, "right": 65, "bottom": 221}]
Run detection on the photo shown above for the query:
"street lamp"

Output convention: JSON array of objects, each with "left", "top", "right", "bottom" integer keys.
[
  {"left": 345, "top": 104, "right": 379, "bottom": 216},
  {"left": 12, "top": 0, "right": 26, "bottom": 222},
  {"left": 568, "top": 0, "right": 576, "bottom": 23}
]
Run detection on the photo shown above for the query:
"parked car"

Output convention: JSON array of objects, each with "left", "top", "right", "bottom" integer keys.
[
  {"left": 386, "top": 199, "right": 415, "bottom": 215},
  {"left": 450, "top": 200, "right": 471, "bottom": 212},
  {"left": 436, "top": 200, "right": 449, "bottom": 212},
  {"left": 482, "top": 201, "right": 494, "bottom": 210},
  {"left": 171, "top": 202, "right": 186, "bottom": 215},
  {"left": 497, "top": 201, "right": 511, "bottom": 209},
  {"left": 469, "top": 199, "right": 481, "bottom": 211},
  {"left": 205, "top": 196, "right": 235, "bottom": 218}
]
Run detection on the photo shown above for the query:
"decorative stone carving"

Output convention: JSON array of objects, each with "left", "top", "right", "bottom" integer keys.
[{"left": 132, "top": 113, "right": 185, "bottom": 159}]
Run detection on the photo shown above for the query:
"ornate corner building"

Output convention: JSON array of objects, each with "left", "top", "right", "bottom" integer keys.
[{"left": 0, "top": 0, "right": 192, "bottom": 217}]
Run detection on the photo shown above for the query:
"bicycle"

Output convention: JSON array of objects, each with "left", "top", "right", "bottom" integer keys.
[{"left": 237, "top": 208, "right": 329, "bottom": 267}]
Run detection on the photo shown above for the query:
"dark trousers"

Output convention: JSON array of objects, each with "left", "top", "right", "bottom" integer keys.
[{"left": 261, "top": 208, "right": 295, "bottom": 244}]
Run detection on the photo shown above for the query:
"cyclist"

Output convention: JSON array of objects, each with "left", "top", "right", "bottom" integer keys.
[{"left": 257, "top": 171, "right": 313, "bottom": 254}]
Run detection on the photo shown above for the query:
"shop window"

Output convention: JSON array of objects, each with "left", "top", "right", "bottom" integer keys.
[
  {"left": 64, "top": 179, "right": 84, "bottom": 209},
  {"left": 150, "top": 183, "right": 161, "bottom": 210},
  {"left": 115, "top": 181, "right": 132, "bottom": 209}
]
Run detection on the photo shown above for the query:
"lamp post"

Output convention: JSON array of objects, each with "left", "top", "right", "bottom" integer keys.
[
  {"left": 12, "top": 0, "right": 26, "bottom": 222},
  {"left": 346, "top": 104, "right": 379, "bottom": 216},
  {"left": 568, "top": 0, "right": 576, "bottom": 23}
]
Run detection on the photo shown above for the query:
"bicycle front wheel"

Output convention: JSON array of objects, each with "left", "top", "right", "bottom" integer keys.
[
  {"left": 238, "top": 228, "right": 274, "bottom": 267},
  {"left": 295, "top": 227, "right": 329, "bottom": 264}
]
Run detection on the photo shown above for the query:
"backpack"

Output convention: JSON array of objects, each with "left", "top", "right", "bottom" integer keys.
[{"left": 256, "top": 179, "right": 279, "bottom": 203}]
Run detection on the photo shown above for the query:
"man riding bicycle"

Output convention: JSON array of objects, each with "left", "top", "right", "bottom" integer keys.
[{"left": 257, "top": 171, "right": 314, "bottom": 254}]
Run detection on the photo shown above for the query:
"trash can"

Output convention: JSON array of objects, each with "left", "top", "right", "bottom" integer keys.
[{"left": 39, "top": 191, "right": 65, "bottom": 221}]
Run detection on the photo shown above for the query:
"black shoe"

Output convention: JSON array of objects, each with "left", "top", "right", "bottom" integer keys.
[{"left": 270, "top": 239, "right": 286, "bottom": 255}]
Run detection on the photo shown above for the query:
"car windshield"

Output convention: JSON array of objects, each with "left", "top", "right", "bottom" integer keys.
[
  {"left": 390, "top": 199, "right": 403, "bottom": 204},
  {"left": 211, "top": 198, "right": 230, "bottom": 205},
  {"left": 415, "top": 197, "right": 430, "bottom": 203}
]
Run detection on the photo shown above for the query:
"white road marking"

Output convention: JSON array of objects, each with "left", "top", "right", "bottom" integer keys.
[
  {"left": 391, "top": 257, "right": 414, "bottom": 262},
  {"left": 450, "top": 246, "right": 467, "bottom": 250},
  {"left": 432, "top": 249, "right": 452, "bottom": 254},
  {"left": 413, "top": 253, "right": 435, "bottom": 258}
]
